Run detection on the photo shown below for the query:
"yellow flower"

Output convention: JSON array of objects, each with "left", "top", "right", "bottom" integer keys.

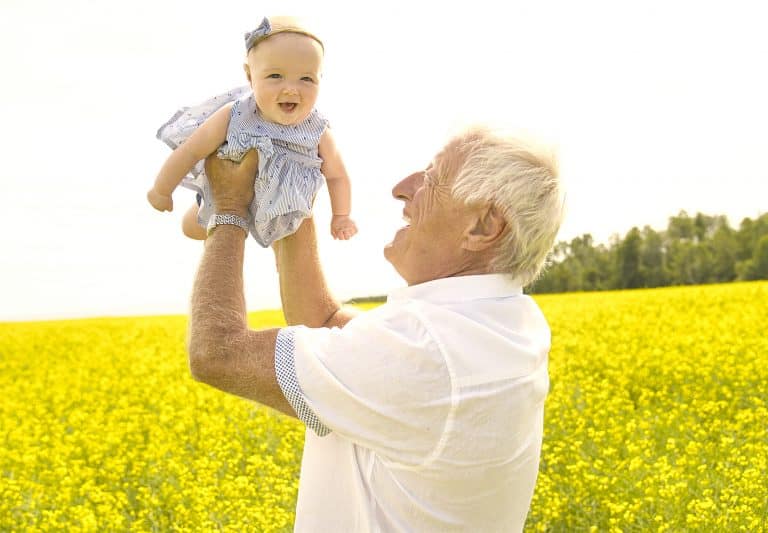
[{"left": 2, "top": 282, "right": 766, "bottom": 530}]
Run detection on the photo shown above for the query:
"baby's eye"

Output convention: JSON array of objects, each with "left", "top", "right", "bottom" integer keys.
[
  {"left": 267, "top": 73, "right": 282, "bottom": 79},
  {"left": 301, "top": 76, "right": 316, "bottom": 83}
]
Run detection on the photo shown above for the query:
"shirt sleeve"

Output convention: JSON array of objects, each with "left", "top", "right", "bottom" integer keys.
[
  {"left": 275, "top": 328, "right": 331, "bottom": 437},
  {"left": 274, "top": 304, "right": 453, "bottom": 466}
]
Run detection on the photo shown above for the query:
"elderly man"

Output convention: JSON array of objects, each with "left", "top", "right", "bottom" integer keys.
[{"left": 188, "top": 127, "right": 564, "bottom": 532}]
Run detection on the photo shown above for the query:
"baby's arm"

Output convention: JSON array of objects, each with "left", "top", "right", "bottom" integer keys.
[
  {"left": 148, "top": 103, "right": 233, "bottom": 212},
  {"left": 318, "top": 129, "right": 357, "bottom": 240}
]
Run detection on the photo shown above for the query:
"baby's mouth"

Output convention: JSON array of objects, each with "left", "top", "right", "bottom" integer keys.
[{"left": 279, "top": 103, "right": 298, "bottom": 112}]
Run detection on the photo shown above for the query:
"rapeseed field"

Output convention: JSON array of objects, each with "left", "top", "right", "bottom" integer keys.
[{"left": 1, "top": 282, "right": 766, "bottom": 531}]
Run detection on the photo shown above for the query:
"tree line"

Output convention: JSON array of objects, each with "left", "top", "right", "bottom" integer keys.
[{"left": 530, "top": 211, "right": 768, "bottom": 293}]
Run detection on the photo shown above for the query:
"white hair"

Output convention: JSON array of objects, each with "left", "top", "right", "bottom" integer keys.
[{"left": 448, "top": 127, "right": 565, "bottom": 286}]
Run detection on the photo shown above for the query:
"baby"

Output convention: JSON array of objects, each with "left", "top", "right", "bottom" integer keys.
[{"left": 148, "top": 16, "right": 357, "bottom": 245}]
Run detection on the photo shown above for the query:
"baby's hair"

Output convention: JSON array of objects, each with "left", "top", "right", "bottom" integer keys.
[{"left": 247, "top": 16, "right": 324, "bottom": 54}]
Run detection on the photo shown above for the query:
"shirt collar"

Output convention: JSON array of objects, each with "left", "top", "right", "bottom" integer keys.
[{"left": 387, "top": 274, "right": 523, "bottom": 305}]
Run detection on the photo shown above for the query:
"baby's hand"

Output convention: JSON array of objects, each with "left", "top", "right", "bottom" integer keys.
[
  {"left": 147, "top": 188, "right": 173, "bottom": 212},
  {"left": 331, "top": 214, "right": 358, "bottom": 240}
]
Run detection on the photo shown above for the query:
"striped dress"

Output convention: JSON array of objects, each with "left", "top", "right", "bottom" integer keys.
[{"left": 156, "top": 86, "right": 329, "bottom": 247}]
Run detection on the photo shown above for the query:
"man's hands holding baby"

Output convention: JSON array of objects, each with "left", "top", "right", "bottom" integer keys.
[
  {"left": 204, "top": 150, "right": 259, "bottom": 219},
  {"left": 149, "top": 150, "right": 358, "bottom": 241},
  {"left": 147, "top": 151, "right": 259, "bottom": 217}
]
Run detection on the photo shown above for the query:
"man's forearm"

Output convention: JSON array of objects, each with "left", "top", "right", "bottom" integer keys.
[
  {"left": 274, "top": 217, "right": 357, "bottom": 328},
  {"left": 187, "top": 225, "right": 292, "bottom": 413},
  {"left": 188, "top": 225, "right": 248, "bottom": 367}
]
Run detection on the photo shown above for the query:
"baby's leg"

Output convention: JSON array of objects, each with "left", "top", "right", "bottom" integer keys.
[{"left": 182, "top": 204, "right": 206, "bottom": 240}]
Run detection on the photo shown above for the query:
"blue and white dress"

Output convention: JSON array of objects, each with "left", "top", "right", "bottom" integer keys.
[{"left": 157, "top": 85, "right": 329, "bottom": 247}]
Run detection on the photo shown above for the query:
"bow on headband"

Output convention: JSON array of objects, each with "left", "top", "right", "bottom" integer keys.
[{"left": 244, "top": 17, "right": 271, "bottom": 51}]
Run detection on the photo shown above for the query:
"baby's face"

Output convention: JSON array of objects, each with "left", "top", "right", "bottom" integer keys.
[{"left": 245, "top": 32, "right": 323, "bottom": 126}]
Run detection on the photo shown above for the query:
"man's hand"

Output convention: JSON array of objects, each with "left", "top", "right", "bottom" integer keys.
[{"left": 204, "top": 150, "right": 259, "bottom": 218}]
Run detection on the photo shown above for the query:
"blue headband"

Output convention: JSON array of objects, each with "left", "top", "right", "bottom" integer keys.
[{"left": 244, "top": 17, "right": 271, "bottom": 51}]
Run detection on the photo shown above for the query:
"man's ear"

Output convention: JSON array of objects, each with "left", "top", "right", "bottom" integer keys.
[
  {"left": 463, "top": 206, "right": 506, "bottom": 251},
  {"left": 243, "top": 63, "right": 252, "bottom": 83}
]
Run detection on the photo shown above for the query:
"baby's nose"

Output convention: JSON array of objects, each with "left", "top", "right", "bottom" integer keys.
[{"left": 282, "top": 87, "right": 299, "bottom": 96}]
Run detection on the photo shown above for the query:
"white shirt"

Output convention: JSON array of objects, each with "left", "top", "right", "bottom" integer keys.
[{"left": 274, "top": 274, "right": 551, "bottom": 532}]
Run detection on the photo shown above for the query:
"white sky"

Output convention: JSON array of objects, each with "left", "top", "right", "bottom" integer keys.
[{"left": 1, "top": 0, "right": 766, "bottom": 320}]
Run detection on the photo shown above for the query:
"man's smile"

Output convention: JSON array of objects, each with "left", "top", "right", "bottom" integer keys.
[{"left": 397, "top": 212, "right": 411, "bottom": 233}]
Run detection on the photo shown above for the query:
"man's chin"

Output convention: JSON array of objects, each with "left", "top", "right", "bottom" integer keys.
[{"left": 384, "top": 227, "right": 408, "bottom": 266}]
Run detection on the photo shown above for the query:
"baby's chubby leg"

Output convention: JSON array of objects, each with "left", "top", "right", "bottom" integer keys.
[{"left": 182, "top": 205, "right": 207, "bottom": 240}]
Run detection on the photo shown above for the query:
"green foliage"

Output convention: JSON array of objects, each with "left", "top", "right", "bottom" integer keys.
[
  {"left": 531, "top": 212, "right": 768, "bottom": 293},
  {"left": 738, "top": 234, "right": 768, "bottom": 280}
]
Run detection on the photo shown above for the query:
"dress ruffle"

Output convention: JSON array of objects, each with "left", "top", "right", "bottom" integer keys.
[{"left": 156, "top": 86, "right": 251, "bottom": 152}]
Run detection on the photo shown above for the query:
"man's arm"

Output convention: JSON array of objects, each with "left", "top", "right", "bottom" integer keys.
[
  {"left": 187, "top": 151, "right": 295, "bottom": 417},
  {"left": 273, "top": 217, "right": 359, "bottom": 328}
]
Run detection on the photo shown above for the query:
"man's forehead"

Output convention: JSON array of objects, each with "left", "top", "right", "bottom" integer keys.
[{"left": 430, "top": 144, "right": 463, "bottom": 182}]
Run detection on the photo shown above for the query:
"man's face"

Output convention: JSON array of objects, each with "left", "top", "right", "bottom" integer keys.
[{"left": 384, "top": 146, "right": 479, "bottom": 285}]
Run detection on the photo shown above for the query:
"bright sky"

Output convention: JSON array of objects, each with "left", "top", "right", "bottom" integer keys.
[{"left": 1, "top": 1, "right": 766, "bottom": 321}]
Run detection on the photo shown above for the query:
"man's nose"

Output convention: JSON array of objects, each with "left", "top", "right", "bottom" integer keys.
[{"left": 391, "top": 171, "right": 423, "bottom": 201}]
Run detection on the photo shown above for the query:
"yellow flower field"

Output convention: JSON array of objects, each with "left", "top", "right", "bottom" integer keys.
[{"left": 1, "top": 282, "right": 766, "bottom": 531}]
